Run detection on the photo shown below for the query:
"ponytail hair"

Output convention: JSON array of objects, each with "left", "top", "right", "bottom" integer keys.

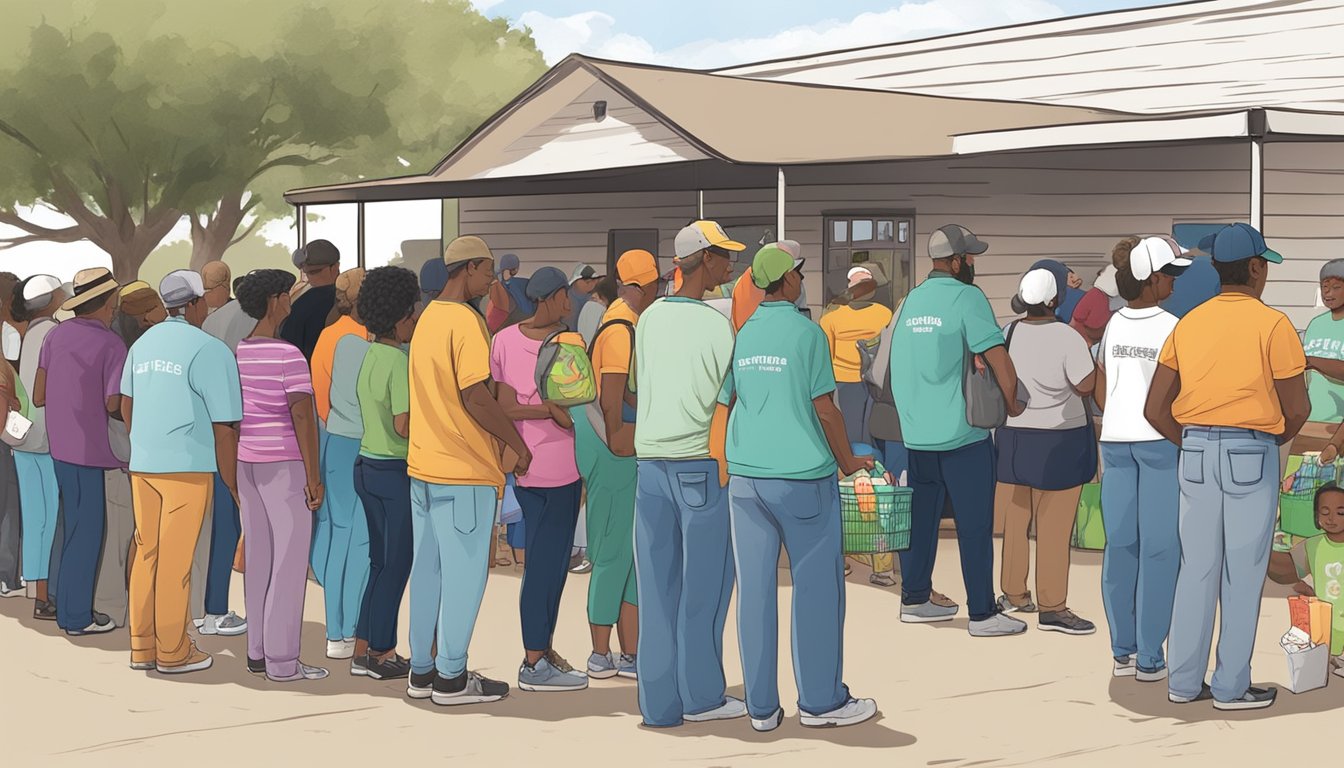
[{"left": 1111, "top": 236, "right": 1145, "bottom": 302}]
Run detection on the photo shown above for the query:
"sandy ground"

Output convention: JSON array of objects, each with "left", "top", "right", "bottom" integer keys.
[{"left": 2, "top": 539, "right": 1337, "bottom": 767}]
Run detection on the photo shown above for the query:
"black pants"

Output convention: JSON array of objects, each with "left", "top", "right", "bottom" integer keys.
[
  {"left": 515, "top": 480, "right": 582, "bottom": 652},
  {"left": 354, "top": 456, "right": 412, "bottom": 654}
]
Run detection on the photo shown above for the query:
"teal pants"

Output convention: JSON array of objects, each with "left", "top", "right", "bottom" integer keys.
[{"left": 574, "top": 407, "right": 637, "bottom": 626}]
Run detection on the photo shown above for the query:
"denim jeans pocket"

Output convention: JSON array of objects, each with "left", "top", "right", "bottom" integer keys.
[
  {"left": 1180, "top": 449, "right": 1205, "bottom": 484},
  {"left": 675, "top": 472, "right": 709, "bottom": 510},
  {"left": 437, "top": 493, "right": 474, "bottom": 536},
  {"left": 1227, "top": 448, "right": 1267, "bottom": 487},
  {"left": 784, "top": 481, "right": 823, "bottom": 521}
]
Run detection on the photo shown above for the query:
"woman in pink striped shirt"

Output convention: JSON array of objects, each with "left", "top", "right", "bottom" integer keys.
[{"left": 235, "top": 269, "right": 328, "bottom": 682}]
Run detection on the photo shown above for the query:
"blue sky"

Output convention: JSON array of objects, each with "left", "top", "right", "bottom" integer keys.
[{"left": 474, "top": 0, "right": 1182, "bottom": 66}]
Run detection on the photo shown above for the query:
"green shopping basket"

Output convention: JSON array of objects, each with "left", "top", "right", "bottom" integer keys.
[{"left": 840, "top": 462, "right": 912, "bottom": 554}]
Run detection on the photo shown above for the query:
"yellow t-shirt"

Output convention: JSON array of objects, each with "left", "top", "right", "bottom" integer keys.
[
  {"left": 407, "top": 301, "right": 504, "bottom": 491},
  {"left": 311, "top": 315, "right": 366, "bottom": 423},
  {"left": 819, "top": 303, "right": 894, "bottom": 383},
  {"left": 591, "top": 298, "right": 638, "bottom": 399},
  {"left": 1159, "top": 293, "right": 1307, "bottom": 434}
]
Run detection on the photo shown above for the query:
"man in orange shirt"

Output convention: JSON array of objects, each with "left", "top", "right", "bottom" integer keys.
[{"left": 731, "top": 240, "right": 805, "bottom": 331}]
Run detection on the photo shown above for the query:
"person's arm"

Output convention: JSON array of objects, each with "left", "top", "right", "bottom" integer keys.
[
  {"left": 1065, "top": 339, "right": 1098, "bottom": 398},
  {"left": 463, "top": 381, "right": 532, "bottom": 475},
  {"left": 32, "top": 367, "right": 45, "bottom": 408},
  {"left": 121, "top": 396, "right": 133, "bottom": 432},
  {"left": 289, "top": 391, "right": 323, "bottom": 510},
  {"left": 213, "top": 422, "right": 240, "bottom": 506},
  {"left": 814, "top": 394, "right": 872, "bottom": 477},
  {"left": 1307, "top": 356, "right": 1344, "bottom": 383},
  {"left": 1143, "top": 364, "right": 1184, "bottom": 447},
  {"left": 1268, "top": 318, "right": 1309, "bottom": 445},
  {"left": 981, "top": 346, "right": 1024, "bottom": 417},
  {"left": 106, "top": 394, "right": 123, "bottom": 421},
  {"left": 393, "top": 412, "right": 409, "bottom": 439},
  {"left": 1093, "top": 358, "right": 1107, "bottom": 412},
  {"left": 1275, "top": 374, "right": 1310, "bottom": 445},
  {"left": 496, "top": 380, "right": 551, "bottom": 421},
  {"left": 600, "top": 372, "right": 634, "bottom": 457},
  {"left": 1268, "top": 549, "right": 1304, "bottom": 586}
]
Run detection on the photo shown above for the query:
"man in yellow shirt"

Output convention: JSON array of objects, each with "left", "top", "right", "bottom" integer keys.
[
  {"left": 1145, "top": 223, "right": 1308, "bottom": 712},
  {"left": 820, "top": 267, "right": 893, "bottom": 448},
  {"left": 406, "top": 235, "right": 531, "bottom": 707}
]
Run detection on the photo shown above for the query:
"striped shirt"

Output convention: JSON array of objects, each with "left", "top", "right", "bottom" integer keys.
[{"left": 237, "top": 337, "right": 312, "bottom": 463}]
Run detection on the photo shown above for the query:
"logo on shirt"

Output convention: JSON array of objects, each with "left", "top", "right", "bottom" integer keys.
[
  {"left": 1109, "top": 344, "right": 1159, "bottom": 361},
  {"left": 134, "top": 359, "right": 184, "bottom": 376},
  {"left": 736, "top": 355, "right": 788, "bottom": 373},
  {"left": 905, "top": 315, "right": 943, "bottom": 334},
  {"left": 1306, "top": 338, "right": 1344, "bottom": 358}
]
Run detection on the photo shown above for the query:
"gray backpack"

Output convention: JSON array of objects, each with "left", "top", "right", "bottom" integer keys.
[{"left": 964, "top": 321, "right": 1019, "bottom": 430}]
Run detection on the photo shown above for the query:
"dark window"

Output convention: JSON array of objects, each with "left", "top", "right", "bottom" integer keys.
[{"left": 607, "top": 229, "right": 660, "bottom": 278}]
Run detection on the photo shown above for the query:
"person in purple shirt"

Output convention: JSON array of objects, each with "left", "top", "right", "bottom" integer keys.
[{"left": 33, "top": 267, "right": 128, "bottom": 636}]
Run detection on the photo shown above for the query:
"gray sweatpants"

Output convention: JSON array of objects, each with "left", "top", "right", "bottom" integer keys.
[
  {"left": 0, "top": 444, "right": 21, "bottom": 591},
  {"left": 93, "top": 469, "right": 135, "bottom": 627}
]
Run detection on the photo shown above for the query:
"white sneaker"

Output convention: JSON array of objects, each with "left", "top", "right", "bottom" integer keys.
[
  {"left": 198, "top": 612, "right": 247, "bottom": 636},
  {"left": 326, "top": 638, "right": 356, "bottom": 660},
  {"left": 1113, "top": 655, "right": 1137, "bottom": 677},
  {"left": 0, "top": 580, "right": 25, "bottom": 598},
  {"left": 800, "top": 697, "right": 878, "bottom": 728},
  {"left": 751, "top": 708, "right": 784, "bottom": 732},
  {"left": 684, "top": 696, "right": 747, "bottom": 722},
  {"left": 968, "top": 612, "right": 1027, "bottom": 637}
]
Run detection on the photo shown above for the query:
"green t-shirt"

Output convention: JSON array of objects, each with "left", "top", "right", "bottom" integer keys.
[
  {"left": 357, "top": 342, "right": 410, "bottom": 460},
  {"left": 1292, "top": 534, "right": 1344, "bottom": 656},
  {"left": 1303, "top": 311, "right": 1344, "bottom": 423},
  {"left": 719, "top": 302, "right": 838, "bottom": 480},
  {"left": 633, "top": 297, "right": 734, "bottom": 460},
  {"left": 889, "top": 272, "right": 1006, "bottom": 452},
  {"left": 14, "top": 374, "right": 27, "bottom": 419}
]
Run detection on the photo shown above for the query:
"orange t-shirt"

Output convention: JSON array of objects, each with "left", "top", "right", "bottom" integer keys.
[
  {"left": 731, "top": 270, "right": 765, "bottom": 331},
  {"left": 311, "top": 314, "right": 367, "bottom": 423},
  {"left": 591, "top": 298, "right": 638, "bottom": 399}
]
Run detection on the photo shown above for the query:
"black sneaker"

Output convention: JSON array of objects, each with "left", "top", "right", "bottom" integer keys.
[
  {"left": 247, "top": 657, "right": 266, "bottom": 675},
  {"left": 1214, "top": 686, "right": 1277, "bottom": 712},
  {"left": 66, "top": 612, "right": 116, "bottom": 636},
  {"left": 365, "top": 652, "right": 411, "bottom": 680},
  {"left": 431, "top": 670, "right": 509, "bottom": 706},
  {"left": 350, "top": 653, "right": 369, "bottom": 677},
  {"left": 1038, "top": 610, "right": 1096, "bottom": 636},
  {"left": 407, "top": 669, "right": 435, "bottom": 700},
  {"left": 1169, "top": 683, "right": 1214, "bottom": 704},
  {"left": 33, "top": 600, "right": 56, "bottom": 621}
]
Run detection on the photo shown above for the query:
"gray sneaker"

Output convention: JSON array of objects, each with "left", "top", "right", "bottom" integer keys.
[
  {"left": 199, "top": 612, "right": 247, "bottom": 636},
  {"left": 1213, "top": 686, "right": 1277, "bottom": 711},
  {"left": 519, "top": 657, "right": 588, "bottom": 692},
  {"left": 615, "top": 653, "right": 637, "bottom": 680},
  {"left": 997, "top": 593, "right": 1037, "bottom": 614},
  {"left": 968, "top": 612, "right": 1028, "bottom": 637},
  {"left": 587, "top": 652, "right": 618, "bottom": 680},
  {"left": 900, "top": 601, "right": 958, "bottom": 623}
]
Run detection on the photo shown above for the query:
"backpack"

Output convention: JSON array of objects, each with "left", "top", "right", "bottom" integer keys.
[
  {"left": 534, "top": 330, "right": 596, "bottom": 407},
  {"left": 582, "top": 319, "right": 637, "bottom": 447},
  {"left": 858, "top": 309, "right": 902, "bottom": 442}
]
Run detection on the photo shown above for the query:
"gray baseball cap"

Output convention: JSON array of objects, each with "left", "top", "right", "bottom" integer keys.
[
  {"left": 525, "top": 266, "right": 569, "bottom": 302},
  {"left": 159, "top": 270, "right": 205, "bottom": 309},
  {"left": 928, "top": 225, "right": 988, "bottom": 259}
]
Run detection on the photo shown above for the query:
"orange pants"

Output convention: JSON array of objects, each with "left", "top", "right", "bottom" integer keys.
[{"left": 129, "top": 473, "right": 212, "bottom": 667}]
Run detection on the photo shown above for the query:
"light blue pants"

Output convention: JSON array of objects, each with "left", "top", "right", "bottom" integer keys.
[
  {"left": 1100, "top": 440, "right": 1180, "bottom": 671},
  {"left": 321, "top": 434, "right": 370, "bottom": 641},
  {"left": 14, "top": 451, "right": 59, "bottom": 582},
  {"left": 730, "top": 475, "right": 849, "bottom": 720},
  {"left": 1168, "top": 427, "right": 1278, "bottom": 703},
  {"left": 408, "top": 480, "right": 496, "bottom": 678},
  {"left": 634, "top": 458, "right": 735, "bottom": 728},
  {"left": 311, "top": 427, "right": 334, "bottom": 586}
]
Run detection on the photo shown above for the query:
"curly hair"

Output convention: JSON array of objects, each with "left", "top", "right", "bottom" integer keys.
[
  {"left": 1110, "top": 236, "right": 1145, "bottom": 301},
  {"left": 237, "top": 269, "right": 296, "bottom": 320},
  {"left": 358, "top": 266, "right": 420, "bottom": 338}
]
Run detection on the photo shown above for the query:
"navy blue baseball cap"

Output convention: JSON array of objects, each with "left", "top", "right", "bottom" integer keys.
[{"left": 1198, "top": 223, "right": 1282, "bottom": 264}]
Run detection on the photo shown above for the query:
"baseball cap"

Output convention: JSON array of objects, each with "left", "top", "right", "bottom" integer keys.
[
  {"left": 1198, "top": 223, "right": 1282, "bottom": 264},
  {"left": 22, "top": 274, "right": 63, "bottom": 304},
  {"left": 298, "top": 239, "right": 340, "bottom": 268},
  {"left": 1129, "top": 236, "right": 1193, "bottom": 280},
  {"left": 420, "top": 258, "right": 448, "bottom": 298},
  {"left": 928, "top": 225, "right": 989, "bottom": 260},
  {"left": 1018, "top": 268, "right": 1058, "bottom": 306},
  {"left": 201, "top": 261, "right": 231, "bottom": 290},
  {"left": 617, "top": 249, "right": 659, "bottom": 287},
  {"left": 525, "top": 266, "right": 568, "bottom": 302},
  {"left": 444, "top": 235, "right": 494, "bottom": 271},
  {"left": 569, "top": 264, "right": 602, "bottom": 285},
  {"left": 497, "top": 252, "right": 520, "bottom": 276},
  {"left": 1320, "top": 259, "right": 1344, "bottom": 283},
  {"left": 160, "top": 269, "right": 206, "bottom": 309},
  {"left": 847, "top": 266, "right": 874, "bottom": 288},
  {"left": 751, "top": 244, "right": 805, "bottom": 289},
  {"left": 674, "top": 220, "right": 746, "bottom": 259}
]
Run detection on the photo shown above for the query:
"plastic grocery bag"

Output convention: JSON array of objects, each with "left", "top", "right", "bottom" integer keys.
[
  {"left": 1072, "top": 483, "right": 1105, "bottom": 551},
  {"left": 535, "top": 330, "right": 596, "bottom": 407}
]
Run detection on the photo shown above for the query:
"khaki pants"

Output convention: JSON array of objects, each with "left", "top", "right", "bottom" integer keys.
[
  {"left": 997, "top": 482, "right": 1082, "bottom": 613},
  {"left": 93, "top": 469, "right": 135, "bottom": 627},
  {"left": 850, "top": 552, "right": 895, "bottom": 573},
  {"left": 129, "top": 472, "right": 212, "bottom": 667}
]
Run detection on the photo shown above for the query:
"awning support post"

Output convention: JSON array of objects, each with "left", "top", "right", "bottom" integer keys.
[
  {"left": 697, "top": 190, "right": 704, "bottom": 219},
  {"left": 356, "top": 202, "right": 366, "bottom": 269},
  {"left": 1249, "top": 108, "right": 1266, "bottom": 231},
  {"left": 776, "top": 167, "right": 786, "bottom": 241},
  {"left": 296, "top": 204, "right": 307, "bottom": 251}
]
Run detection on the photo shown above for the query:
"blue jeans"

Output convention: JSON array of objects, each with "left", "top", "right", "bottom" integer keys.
[
  {"left": 874, "top": 439, "right": 910, "bottom": 481},
  {"left": 14, "top": 451, "right": 59, "bottom": 582},
  {"left": 53, "top": 460, "right": 107, "bottom": 630},
  {"left": 516, "top": 481, "right": 581, "bottom": 651},
  {"left": 730, "top": 476, "right": 849, "bottom": 719},
  {"left": 408, "top": 481, "right": 496, "bottom": 678},
  {"left": 354, "top": 457, "right": 411, "bottom": 654},
  {"left": 321, "top": 434, "right": 369, "bottom": 641},
  {"left": 634, "top": 458, "right": 735, "bottom": 727},
  {"left": 203, "top": 473, "right": 242, "bottom": 616},
  {"left": 1168, "top": 427, "right": 1278, "bottom": 703},
  {"left": 899, "top": 439, "right": 997, "bottom": 621},
  {"left": 310, "top": 426, "right": 334, "bottom": 586},
  {"left": 1100, "top": 440, "right": 1180, "bottom": 670}
]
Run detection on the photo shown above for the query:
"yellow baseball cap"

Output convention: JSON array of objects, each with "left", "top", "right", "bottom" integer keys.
[{"left": 674, "top": 220, "right": 746, "bottom": 259}]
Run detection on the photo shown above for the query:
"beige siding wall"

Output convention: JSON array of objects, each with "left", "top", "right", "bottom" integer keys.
[{"left": 1264, "top": 142, "right": 1344, "bottom": 330}]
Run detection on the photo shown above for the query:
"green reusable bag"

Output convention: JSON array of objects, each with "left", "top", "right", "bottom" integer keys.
[{"left": 1072, "top": 483, "right": 1105, "bottom": 551}]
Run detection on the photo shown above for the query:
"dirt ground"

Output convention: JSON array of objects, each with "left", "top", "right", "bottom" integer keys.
[{"left": 2, "top": 539, "right": 1336, "bottom": 767}]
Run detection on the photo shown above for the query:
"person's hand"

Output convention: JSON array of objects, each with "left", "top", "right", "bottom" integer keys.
[
  {"left": 1294, "top": 580, "right": 1317, "bottom": 597},
  {"left": 305, "top": 482, "right": 325, "bottom": 512},
  {"left": 546, "top": 402, "right": 573, "bottom": 430},
  {"left": 513, "top": 447, "right": 533, "bottom": 477},
  {"left": 1323, "top": 443, "right": 1340, "bottom": 465},
  {"left": 1007, "top": 399, "right": 1026, "bottom": 418},
  {"left": 840, "top": 454, "right": 876, "bottom": 478},
  {"left": 227, "top": 483, "right": 242, "bottom": 509},
  {"left": 1282, "top": 472, "right": 1299, "bottom": 494},
  {"left": 609, "top": 425, "right": 635, "bottom": 458},
  {"left": 973, "top": 354, "right": 987, "bottom": 374}
]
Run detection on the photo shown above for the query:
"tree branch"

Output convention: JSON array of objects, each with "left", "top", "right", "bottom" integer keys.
[
  {"left": 228, "top": 216, "right": 262, "bottom": 247},
  {"left": 247, "top": 151, "right": 335, "bottom": 184}
]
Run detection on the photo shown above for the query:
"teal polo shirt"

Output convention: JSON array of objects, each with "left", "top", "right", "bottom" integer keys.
[
  {"left": 120, "top": 317, "right": 243, "bottom": 474},
  {"left": 890, "top": 272, "right": 1005, "bottom": 452},
  {"left": 718, "top": 302, "right": 839, "bottom": 481}
]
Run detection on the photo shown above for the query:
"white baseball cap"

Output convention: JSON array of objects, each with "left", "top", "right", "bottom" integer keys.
[
  {"left": 673, "top": 220, "right": 746, "bottom": 260},
  {"left": 1129, "top": 236, "right": 1193, "bottom": 280},
  {"left": 1018, "top": 268, "right": 1058, "bottom": 306},
  {"left": 21, "top": 274, "right": 62, "bottom": 302},
  {"left": 159, "top": 269, "right": 206, "bottom": 309}
]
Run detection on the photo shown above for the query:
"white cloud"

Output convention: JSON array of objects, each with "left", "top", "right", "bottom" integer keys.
[
  {"left": 471, "top": 0, "right": 508, "bottom": 13},
  {"left": 517, "top": 0, "right": 1064, "bottom": 68}
]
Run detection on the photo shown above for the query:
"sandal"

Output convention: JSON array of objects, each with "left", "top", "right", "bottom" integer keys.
[
  {"left": 930, "top": 590, "right": 958, "bottom": 608},
  {"left": 869, "top": 572, "right": 897, "bottom": 588}
]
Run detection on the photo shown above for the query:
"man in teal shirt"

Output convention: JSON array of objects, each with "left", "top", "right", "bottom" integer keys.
[
  {"left": 890, "top": 225, "right": 1025, "bottom": 637},
  {"left": 721, "top": 244, "right": 877, "bottom": 732}
]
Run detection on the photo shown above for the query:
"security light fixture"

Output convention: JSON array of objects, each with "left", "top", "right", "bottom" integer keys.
[{"left": 593, "top": 100, "right": 607, "bottom": 122}]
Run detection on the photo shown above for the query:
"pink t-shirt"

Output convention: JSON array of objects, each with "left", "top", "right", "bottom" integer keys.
[
  {"left": 489, "top": 325, "right": 580, "bottom": 489},
  {"left": 237, "top": 337, "right": 313, "bottom": 464}
]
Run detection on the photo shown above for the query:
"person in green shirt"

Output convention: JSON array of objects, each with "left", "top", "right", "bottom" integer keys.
[
  {"left": 889, "top": 224, "right": 1025, "bottom": 637},
  {"left": 352, "top": 266, "right": 419, "bottom": 681},
  {"left": 1299, "top": 260, "right": 1344, "bottom": 456},
  {"left": 1270, "top": 483, "right": 1344, "bottom": 670}
]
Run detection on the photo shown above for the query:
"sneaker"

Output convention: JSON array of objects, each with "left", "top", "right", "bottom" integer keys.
[
  {"left": 407, "top": 669, "right": 436, "bottom": 699},
  {"left": 1136, "top": 664, "right": 1169, "bottom": 683},
  {"left": 519, "top": 657, "right": 589, "bottom": 692},
  {"left": 130, "top": 659, "right": 155, "bottom": 671},
  {"left": 247, "top": 657, "right": 266, "bottom": 675},
  {"left": 869, "top": 572, "right": 897, "bottom": 587},
  {"left": 569, "top": 554, "right": 592, "bottom": 574},
  {"left": 900, "top": 601, "right": 958, "bottom": 623},
  {"left": 997, "top": 593, "right": 1037, "bottom": 614},
  {"left": 1113, "top": 655, "right": 1137, "bottom": 678},
  {"left": 800, "top": 697, "right": 878, "bottom": 728},
  {"left": 751, "top": 707, "right": 785, "bottom": 732},
  {"left": 684, "top": 696, "right": 747, "bottom": 722},
  {"left": 350, "top": 653, "right": 369, "bottom": 677},
  {"left": 269, "top": 663, "right": 329, "bottom": 682},
  {"left": 157, "top": 649, "right": 214, "bottom": 675},
  {"left": 327, "top": 638, "right": 356, "bottom": 660},
  {"left": 968, "top": 612, "right": 1028, "bottom": 638},
  {"left": 1038, "top": 610, "right": 1096, "bottom": 636},
  {"left": 33, "top": 600, "right": 56, "bottom": 621},
  {"left": 0, "top": 580, "right": 24, "bottom": 598},
  {"left": 1213, "top": 686, "right": 1277, "bottom": 711},
  {"left": 545, "top": 650, "right": 582, "bottom": 675},
  {"left": 1169, "top": 683, "right": 1213, "bottom": 704},
  {"left": 66, "top": 612, "right": 116, "bottom": 636},
  {"left": 616, "top": 653, "right": 637, "bottom": 680},
  {"left": 366, "top": 652, "right": 411, "bottom": 681},
  {"left": 587, "top": 652, "right": 619, "bottom": 680},
  {"left": 198, "top": 612, "right": 247, "bottom": 636},
  {"left": 431, "top": 670, "right": 510, "bottom": 706}
]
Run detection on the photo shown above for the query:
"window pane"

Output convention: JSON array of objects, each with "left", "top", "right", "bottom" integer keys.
[
  {"left": 852, "top": 219, "right": 874, "bottom": 242},
  {"left": 876, "top": 220, "right": 895, "bottom": 241},
  {"left": 831, "top": 220, "right": 848, "bottom": 243},
  {"left": 364, "top": 200, "right": 443, "bottom": 272},
  {"left": 828, "top": 249, "right": 851, "bottom": 270},
  {"left": 304, "top": 203, "right": 360, "bottom": 272},
  {"left": 898, "top": 221, "right": 910, "bottom": 243}
]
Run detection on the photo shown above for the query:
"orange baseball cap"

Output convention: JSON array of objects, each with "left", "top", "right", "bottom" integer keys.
[{"left": 617, "top": 249, "right": 659, "bottom": 287}]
